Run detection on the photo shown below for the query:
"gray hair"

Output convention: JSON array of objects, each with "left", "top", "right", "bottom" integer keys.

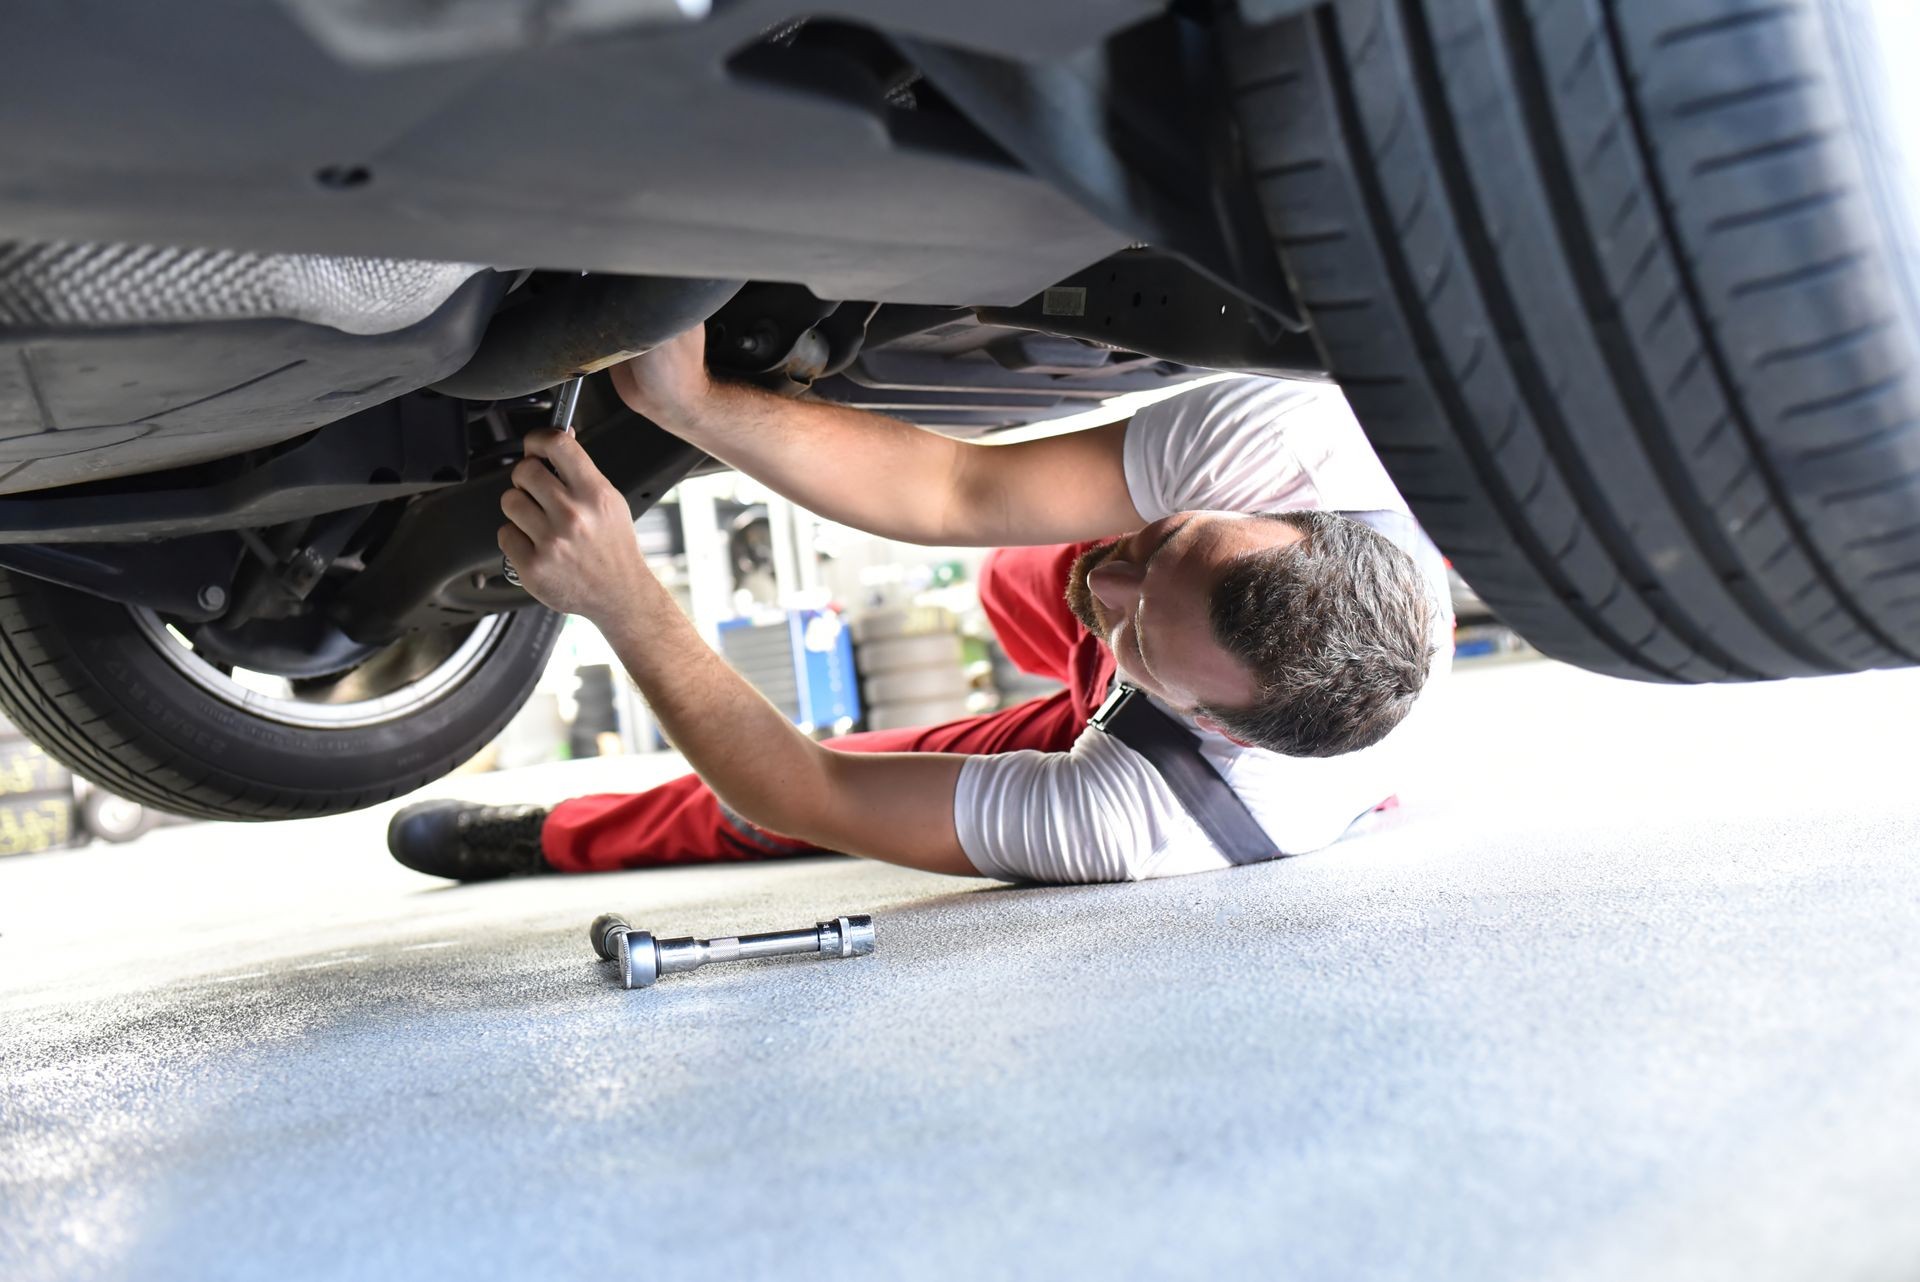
[{"left": 1199, "top": 511, "right": 1437, "bottom": 757}]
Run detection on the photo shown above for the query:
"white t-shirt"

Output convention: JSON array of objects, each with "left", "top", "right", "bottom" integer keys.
[{"left": 953, "top": 376, "right": 1454, "bottom": 883}]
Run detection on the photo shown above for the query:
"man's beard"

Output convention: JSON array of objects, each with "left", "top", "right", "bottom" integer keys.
[{"left": 1065, "top": 538, "right": 1123, "bottom": 636}]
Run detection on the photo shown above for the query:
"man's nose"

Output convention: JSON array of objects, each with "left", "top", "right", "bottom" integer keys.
[{"left": 1089, "top": 559, "right": 1144, "bottom": 616}]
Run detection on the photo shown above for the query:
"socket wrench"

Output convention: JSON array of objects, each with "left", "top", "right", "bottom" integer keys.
[
  {"left": 589, "top": 912, "right": 876, "bottom": 989},
  {"left": 503, "top": 375, "right": 583, "bottom": 588}
]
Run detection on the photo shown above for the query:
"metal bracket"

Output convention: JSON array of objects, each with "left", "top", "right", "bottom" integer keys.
[
  {"left": 705, "top": 288, "right": 884, "bottom": 393},
  {"left": 0, "top": 394, "right": 469, "bottom": 545},
  {"left": 330, "top": 381, "right": 706, "bottom": 643},
  {"left": 0, "top": 534, "right": 242, "bottom": 621}
]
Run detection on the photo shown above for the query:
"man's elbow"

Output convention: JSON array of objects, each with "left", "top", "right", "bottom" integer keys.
[
  {"left": 1103, "top": 849, "right": 1155, "bottom": 884},
  {"left": 706, "top": 766, "right": 839, "bottom": 852},
  {"left": 925, "top": 438, "right": 998, "bottom": 547},
  {"left": 737, "top": 789, "right": 844, "bottom": 852},
  {"left": 991, "top": 840, "right": 1154, "bottom": 885}
]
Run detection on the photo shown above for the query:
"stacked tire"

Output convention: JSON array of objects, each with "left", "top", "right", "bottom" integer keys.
[
  {"left": 0, "top": 708, "right": 74, "bottom": 855},
  {"left": 850, "top": 609, "right": 981, "bottom": 731}
]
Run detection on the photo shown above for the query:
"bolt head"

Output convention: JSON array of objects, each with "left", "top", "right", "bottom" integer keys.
[{"left": 197, "top": 584, "right": 227, "bottom": 612}]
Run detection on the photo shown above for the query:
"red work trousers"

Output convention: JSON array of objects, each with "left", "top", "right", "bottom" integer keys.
[{"left": 542, "top": 541, "right": 1117, "bottom": 872}]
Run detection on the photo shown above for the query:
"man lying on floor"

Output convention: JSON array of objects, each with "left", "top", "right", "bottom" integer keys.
[{"left": 387, "top": 327, "right": 1451, "bottom": 884}]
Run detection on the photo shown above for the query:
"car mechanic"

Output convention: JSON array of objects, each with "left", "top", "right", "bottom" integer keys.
[{"left": 387, "top": 326, "right": 1452, "bottom": 884}]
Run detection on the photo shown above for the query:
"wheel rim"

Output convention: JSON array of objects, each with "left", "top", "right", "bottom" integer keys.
[{"left": 129, "top": 608, "right": 511, "bottom": 730}]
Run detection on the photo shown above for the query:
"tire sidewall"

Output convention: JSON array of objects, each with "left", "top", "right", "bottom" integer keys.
[{"left": 47, "top": 583, "right": 563, "bottom": 797}]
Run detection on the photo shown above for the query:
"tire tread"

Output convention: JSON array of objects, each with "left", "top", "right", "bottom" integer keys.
[{"left": 1222, "top": 0, "right": 1920, "bottom": 679}]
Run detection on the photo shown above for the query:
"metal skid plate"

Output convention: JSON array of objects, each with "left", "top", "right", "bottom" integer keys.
[
  {"left": 0, "top": 273, "right": 504, "bottom": 494},
  {"left": 810, "top": 294, "right": 1201, "bottom": 433},
  {"left": 0, "top": 241, "right": 485, "bottom": 335}
]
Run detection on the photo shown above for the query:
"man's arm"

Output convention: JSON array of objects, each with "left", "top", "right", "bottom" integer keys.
[
  {"left": 499, "top": 427, "right": 978, "bottom": 877},
  {"left": 610, "top": 329, "right": 1145, "bottom": 547}
]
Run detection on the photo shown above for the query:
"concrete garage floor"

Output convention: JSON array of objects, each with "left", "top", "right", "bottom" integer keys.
[{"left": 2, "top": 661, "right": 1918, "bottom": 1282}]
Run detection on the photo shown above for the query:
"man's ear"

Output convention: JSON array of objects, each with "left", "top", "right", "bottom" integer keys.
[{"left": 1194, "top": 715, "right": 1254, "bottom": 748}]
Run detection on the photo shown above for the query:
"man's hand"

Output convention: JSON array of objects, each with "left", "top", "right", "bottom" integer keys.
[
  {"left": 497, "top": 429, "right": 647, "bottom": 626},
  {"left": 609, "top": 327, "right": 712, "bottom": 427}
]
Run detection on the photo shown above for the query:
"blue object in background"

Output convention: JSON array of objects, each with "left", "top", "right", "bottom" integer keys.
[
  {"left": 718, "top": 610, "right": 861, "bottom": 734},
  {"left": 793, "top": 610, "right": 861, "bottom": 732}
]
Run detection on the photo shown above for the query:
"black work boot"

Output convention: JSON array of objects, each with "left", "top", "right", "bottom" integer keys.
[{"left": 386, "top": 800, "right": 554, "bottom": 882}]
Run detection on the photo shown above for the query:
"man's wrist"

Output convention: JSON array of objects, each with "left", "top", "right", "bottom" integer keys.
[{"left": 587, "top": 558, "right": 667, "bottom": 649}]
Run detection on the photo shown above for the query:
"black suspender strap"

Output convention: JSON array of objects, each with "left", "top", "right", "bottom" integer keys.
[{"left": 1087, "top": 683, "right": 1281, "bottom": 866}]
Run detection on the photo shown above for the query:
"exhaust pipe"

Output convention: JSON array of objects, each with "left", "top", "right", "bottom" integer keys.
[{"left": 431, "top": 273, "right": 742, "bottom": 401}]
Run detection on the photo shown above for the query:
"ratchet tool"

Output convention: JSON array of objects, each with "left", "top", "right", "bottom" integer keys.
[
  {"left": 589, "top": 912, "right": 877, "bottom": 989},
  {"left": 503, "top": 375, "right": 584, "bottom": 588}
]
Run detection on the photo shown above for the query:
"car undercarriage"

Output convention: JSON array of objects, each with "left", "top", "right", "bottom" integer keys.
[{"left": 1, "top": 0, "right": 1916, "bottom": 818}]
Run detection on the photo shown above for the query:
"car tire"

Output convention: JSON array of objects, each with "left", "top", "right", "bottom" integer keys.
[
  {"left": 0, "top": 569, "right": 564, "bottom": 821},
  {"left": 1225, "top": 0, "right": 1920, "bottom": 680}
]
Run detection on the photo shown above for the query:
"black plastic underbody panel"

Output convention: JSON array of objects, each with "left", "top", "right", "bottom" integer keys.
[{"left": 0, "top": 1, "right": 1148, "bottom": 307}]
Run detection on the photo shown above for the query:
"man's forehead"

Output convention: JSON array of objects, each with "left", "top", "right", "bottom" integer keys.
[
  {"left": 1138, "top": 513, "right": 1298, "bottom": 705},
  {"left": 1154, "top": 511, "right": 1302, "bottom": 580}
]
